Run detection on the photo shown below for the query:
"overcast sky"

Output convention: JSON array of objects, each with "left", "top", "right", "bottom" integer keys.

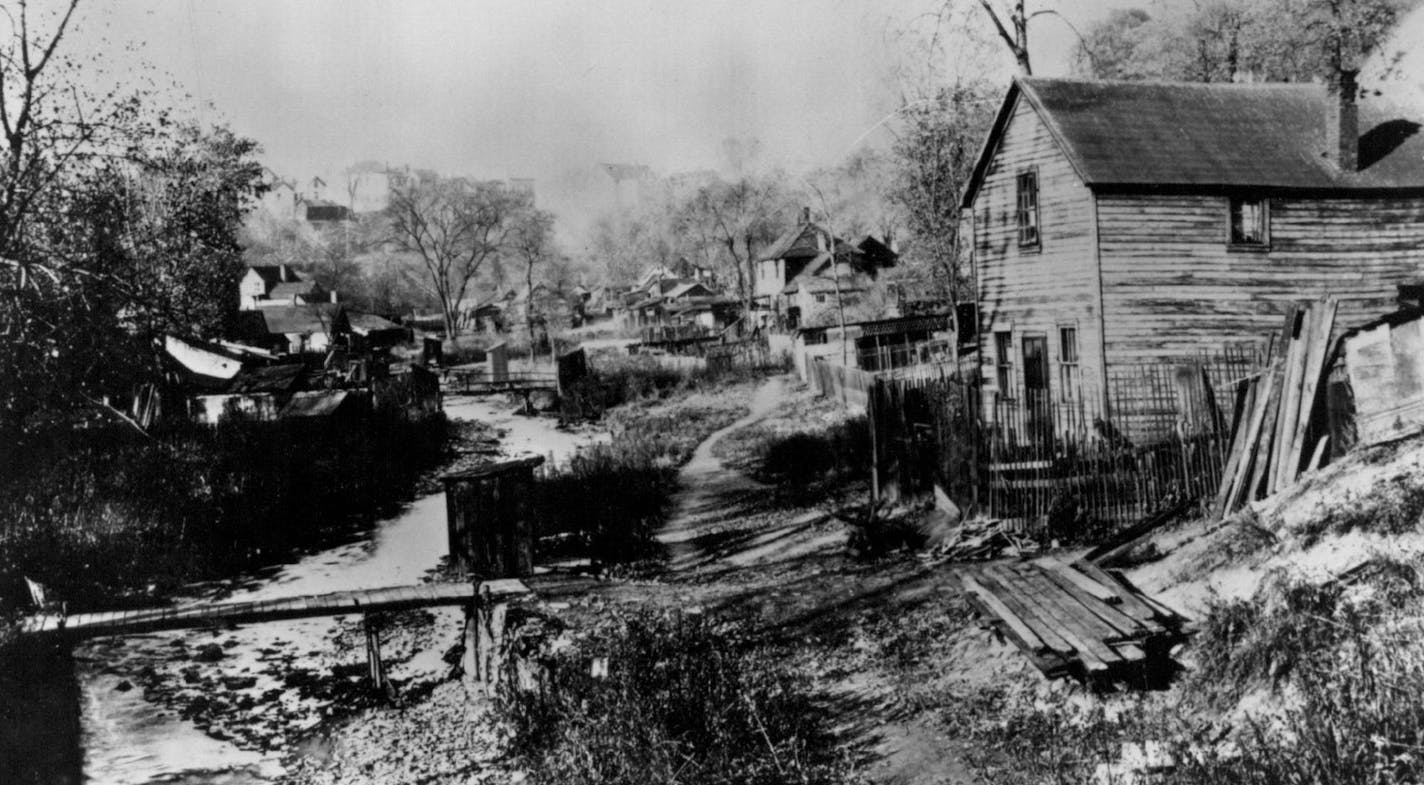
[{"left": 62, "top": 0, "right": 1133, "bottom": 183}]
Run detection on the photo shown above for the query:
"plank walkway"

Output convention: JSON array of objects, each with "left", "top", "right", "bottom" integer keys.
[
  {"left": 961, "top": 556, "right": 1187, "bottom": 681},
  {"left": 442, "top": 370, "right": 558, "bottom": 396},
  {"left": 20, "top": 579, "right": 530, "bottom": 641}
]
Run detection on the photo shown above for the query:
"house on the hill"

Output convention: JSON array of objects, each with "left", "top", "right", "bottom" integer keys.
[
  {"left": 233, "top": 304, "right": 349, "bottom": 355},
  {"left": 755, "top": 208, "right": 898, "bottom": 329},
  {"left": 240, "top": 264, "right": 327, "bottom": 310},
  {"left": 964, "top": 74, "right": 1424, "bottom": 438}
]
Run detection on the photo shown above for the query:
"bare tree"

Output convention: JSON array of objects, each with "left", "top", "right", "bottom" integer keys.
[
  {"left": 509, "top": 205, "right": 556, "bottom": 359},
  {"left": 387, "top": 177, "right": 527, "bottom": 339},
  {"left": 978, "top": 0, "right": 1033, "bottom": 73},
  {"left": 677, "top": 176, "right": 786, "bottom": 325}
]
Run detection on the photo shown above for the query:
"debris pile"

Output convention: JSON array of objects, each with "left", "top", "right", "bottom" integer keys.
[
  {"left": 961, "top": 556, "right": 1189, "bottom": 681},
  {"left": 932, "top": 518, "right": 1039, "bottom": 561},
  {"left": 1214, "top": 297, "right": 1338, "bottom": 519}
]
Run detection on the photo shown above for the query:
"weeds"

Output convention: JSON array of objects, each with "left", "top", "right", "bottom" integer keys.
[
  {"left": 497, "top": 610, "right": 852, "bottom": 785},
  {"left": 536, "top": 381, "right": 752, "bottom": 564},
  {"left": 0, "top": 413, "right": 448, "bottom": 612},
  {"left": 1296, "top": 473, "right": 1424, "bottom": 546}
]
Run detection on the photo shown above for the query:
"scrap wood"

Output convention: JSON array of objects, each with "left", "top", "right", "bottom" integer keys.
[
  {"left": 1082, "top": 499, "right": 1193, "bottom": 566},
  {"left": 964, "top": 557, "right": 1189, "bottom": 681}
]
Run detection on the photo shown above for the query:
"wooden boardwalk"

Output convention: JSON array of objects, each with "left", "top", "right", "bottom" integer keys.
[
  {"left": 20, "top": 579, "right": 530, "bottom": 641},
  {"left": 441, "top": 370, "right": 558, "bottom": 396}
]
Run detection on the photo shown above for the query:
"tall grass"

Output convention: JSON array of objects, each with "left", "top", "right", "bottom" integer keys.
[
  {"left": 497, "top": 610, "right": 851, "bottom": 785},
  {"left": 536, "top": 391, "right": 750, "bottom": 564},
  {"left": 0, "top": 413, "right": 448, "bottom": 611}
]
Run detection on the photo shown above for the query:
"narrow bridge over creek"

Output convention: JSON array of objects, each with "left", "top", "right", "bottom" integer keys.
[{"left": 19, "top": 579, "right": 529, "bottom": 641}]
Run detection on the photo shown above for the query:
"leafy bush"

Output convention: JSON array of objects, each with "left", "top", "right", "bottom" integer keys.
[{"left": 497, "top": 611, "right": 850, "bottom": 785}]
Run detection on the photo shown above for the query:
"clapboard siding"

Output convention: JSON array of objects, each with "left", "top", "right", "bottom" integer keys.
[
  {"left": 973, "top": 94, "right": 1102, "bottom": 408},
  {"left": 1098, "top": 193, "right": 1424, "bottom": 363}
]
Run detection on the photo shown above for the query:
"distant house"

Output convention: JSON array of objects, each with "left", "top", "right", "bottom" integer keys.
[
  {"left": 233, "top": 304, "right": 350, "bottom": 355},
  {"left": 963, "top": 75, "right": 1424, "bottom": 434},
  {"left": 240, "top": 264, "right": 328, "bottom": 310},
  {"left": 755, "top": 208, "right": 898, "bottom": 329}
]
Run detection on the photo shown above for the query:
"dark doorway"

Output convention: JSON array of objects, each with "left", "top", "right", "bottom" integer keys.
[{"left": 1022, "top": 334, "right": 1053, "bottom": 446}]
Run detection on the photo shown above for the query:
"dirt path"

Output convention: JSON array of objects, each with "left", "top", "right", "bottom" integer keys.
[{"left": 655, "top": 375, "right": 788, "bottom": 570}]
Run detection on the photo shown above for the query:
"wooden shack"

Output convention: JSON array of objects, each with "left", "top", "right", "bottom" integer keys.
[
  {"left": 441, "top": 456, "right": 545, "bottom": 578},
  {"left": 964, "top": 75, "right": 1424, "bottom": 443}
]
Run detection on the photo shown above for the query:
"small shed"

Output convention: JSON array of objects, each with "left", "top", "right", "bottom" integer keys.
[{"left": 441, "top": 456, "right": 545, "bottom": 578}]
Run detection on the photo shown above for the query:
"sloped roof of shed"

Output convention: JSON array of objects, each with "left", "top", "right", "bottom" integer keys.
[{"left": 963, "top": 77, "right": 1424, "bottom": 207}]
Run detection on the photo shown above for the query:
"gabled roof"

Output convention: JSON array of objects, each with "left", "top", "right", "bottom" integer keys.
[
  {"left": 269, "top": 280, "right": 321, "bottom": 301},
  {"left": 238, "top": 304, "right": 346, "bottom": 337},
  {"left": 665, "top": 281, "right": 715, "bottom": 300},
  {"left": 348, "top": 311, "right": 405, "bottom": 336},
  {"left": 963, "top": 77, "right": 1424, "bottom": 208},
  {"left": 760, "top": 220, "right": 865, "bottom": 263},
  {"left": 227, "top": 364, "right": 305, "bottom": 394}
]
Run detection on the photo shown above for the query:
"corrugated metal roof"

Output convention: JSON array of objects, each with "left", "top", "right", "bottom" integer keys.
[{"left": 964, "top": 77, "right": 1424, "bottom": 207}]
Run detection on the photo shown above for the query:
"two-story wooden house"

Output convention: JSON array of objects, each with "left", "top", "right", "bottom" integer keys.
[{"left": 964, "top": 74, "right": 1424, "bottom": 439}]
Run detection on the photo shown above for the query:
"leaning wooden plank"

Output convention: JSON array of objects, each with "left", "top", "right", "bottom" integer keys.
[
  {"left": 1284, "top": 298, "right": 1337, "bottom": 487},
  {"left": 1033, "top": 557, "right": 1119, "bottom": 603},
  {"left": 1033, "top": 564, "right": 1153, "bottom": 639},
  {"left": 1102, "top": 568, "right": 1189, "bottom": 625},
  {"left": 1212, "top": 377, "right": 1259, "bottom": 519},
  {"left": 1306, "top": 435, "right": 1331, "bottom": 475},
  {"left": 973, "top": 570, "right": 1077, "bottom": 655},
  {"left": 1221, "top": 374, "right": 1272, "bottom": 517},
  {"left": 1269, "top": 307, "right": 1310, "bottom": 495},
  {"left": 987, "top": 565, "right": 1117, "bottom": 672},
  {"left": 1249, "top": 306, "right": 1301, "bottom": 502},
  {"left": 962, "top": 575, "right": 1048, "bottom": 654},
  {"left": 1084, "top": 499, "right": 1194, "bottom": 567},
  {"left": 1070, "top": 561, "right": 1162, "bottom": 624}
]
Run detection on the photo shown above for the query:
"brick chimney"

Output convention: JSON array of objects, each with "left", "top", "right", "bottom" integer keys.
[{"left": 1327, "top": 67, "right": 1359, "bottom": 173}]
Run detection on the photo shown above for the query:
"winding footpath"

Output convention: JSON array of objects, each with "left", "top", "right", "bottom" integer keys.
[{"left": 655, "top": 376, "right": 787, "bottom": 570}]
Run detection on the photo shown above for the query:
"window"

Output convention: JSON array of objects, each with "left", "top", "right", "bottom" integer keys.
[
  {"left": 1016, "top": 169, "right": 1040, "bottom": 247},
  {"left": 1229, "top": 197, "right": 1269, "bottom": 246},
  {"left": 994, "top": 331, "right": 1014, "bottom": 397},
  {"left": 1058, "top": 326, "right": 1079, "bottom": 401},
  {"left": 814, "top": 293, "right": 828, "bottom": 304}
]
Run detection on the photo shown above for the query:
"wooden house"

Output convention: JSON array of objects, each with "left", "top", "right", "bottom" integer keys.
[
  {"left": 755, "top": 208, "right": 898, "bottom": 329},
  {"left": 963, "top": 74, "right": 1424, "bottom": 440}
]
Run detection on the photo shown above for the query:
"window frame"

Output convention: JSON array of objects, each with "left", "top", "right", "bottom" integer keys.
[
  {"left": 1016, "top": 167, "right": 1041, "bottom": 250},
  {"left": 994, "top": 330, "right": 1015, "bottom": 400},
  {"left": 1227, "top": 196, "right": 1270, "bottom": 250},
  {"left": 1057, "top": 324, "right": 1080, "bottom": 402}
]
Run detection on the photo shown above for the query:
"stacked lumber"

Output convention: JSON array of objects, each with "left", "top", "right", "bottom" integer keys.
[
  {"left": 961, "top": 556, "right": 1187, "bottom": 680},
  {"left": 933, "top": 518, "right": 1039, "bottom": 561},
  {"left": 1213, "top": 297, "right": 1338, "bottom": 520}
]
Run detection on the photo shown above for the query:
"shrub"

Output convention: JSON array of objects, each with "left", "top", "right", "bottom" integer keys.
[
  {"left": 497, "top": 611, "right": 850, "bottom": 785},
  {"left": 1297, "top": 473, "right": 1424, "bottom": 546},
  {"left": 0, "top": 412, "right": 449, "bottom": 611},
  {"left": 535, "top": 395, "right": 749, "bottom": 564}
]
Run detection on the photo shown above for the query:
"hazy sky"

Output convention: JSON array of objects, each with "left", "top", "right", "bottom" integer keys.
[{"left": 63, "top": 0, "right": 1126, "bottom": 182}]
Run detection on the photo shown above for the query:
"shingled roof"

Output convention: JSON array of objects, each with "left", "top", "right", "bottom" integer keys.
[{"left": 963, "top": 77, "right": 1424, "bottom": 207}]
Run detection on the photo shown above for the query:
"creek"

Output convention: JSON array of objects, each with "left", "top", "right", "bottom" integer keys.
[{"left": 68, "top": 396, "right": 605, "bottom": 785}]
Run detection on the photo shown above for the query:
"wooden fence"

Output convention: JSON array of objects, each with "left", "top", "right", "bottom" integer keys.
[
  {"left": 861, "top": 347, "right": 1267, "bottom": 540},
  {"left": 808, "top": 358, "right": 876, "bottom": 408}
]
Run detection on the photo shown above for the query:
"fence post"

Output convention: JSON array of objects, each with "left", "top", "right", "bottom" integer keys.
[{"left": 869, "top": 376, "right": 880, "bottom": 503}]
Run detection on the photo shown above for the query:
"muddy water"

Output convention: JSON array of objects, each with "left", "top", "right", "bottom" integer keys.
[{"left": 74, "top": 397, "right": 604, "bottom": 785}]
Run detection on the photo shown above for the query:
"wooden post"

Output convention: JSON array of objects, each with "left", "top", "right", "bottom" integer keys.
[
  {"left": 364, "top": 614, "right": 387, "bottom": 691},
  {"left": 462, "top": 585, "right": 512, "bottom": 695}
]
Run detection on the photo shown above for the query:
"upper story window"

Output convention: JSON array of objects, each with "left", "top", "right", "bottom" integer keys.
[
  {"left": 1229, "top": 197, "right": 1269, "bottom": 247},
  {"left": 1016, "top": 169, "right": 1040, "bottom": 248}
]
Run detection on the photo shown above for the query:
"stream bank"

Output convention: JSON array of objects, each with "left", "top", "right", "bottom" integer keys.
[{"left": 59, "top": 395, "right": 606, "bottom": 785}]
